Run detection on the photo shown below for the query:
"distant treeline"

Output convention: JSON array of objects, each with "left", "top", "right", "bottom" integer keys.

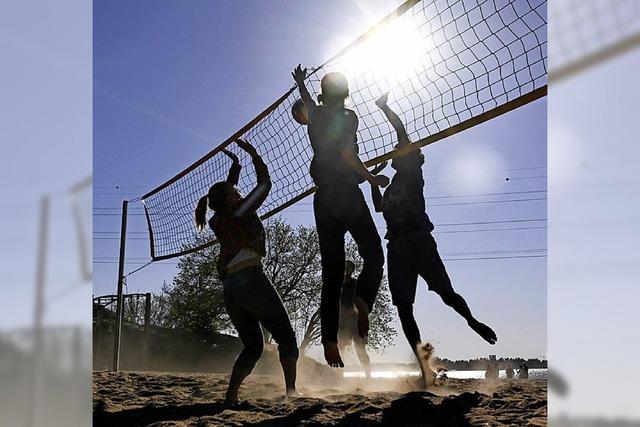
[{"left": 434, "top": 357, "right": 547, "bottom": 370}]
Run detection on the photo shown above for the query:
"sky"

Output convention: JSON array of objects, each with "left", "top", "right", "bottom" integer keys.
[{"left": 93, "top": 0, "right": 547, "bottom": 363}]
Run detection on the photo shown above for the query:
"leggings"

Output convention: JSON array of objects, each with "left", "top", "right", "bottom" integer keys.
[{"left": 224, "top": 265, "right": 298, "bottom": 371}]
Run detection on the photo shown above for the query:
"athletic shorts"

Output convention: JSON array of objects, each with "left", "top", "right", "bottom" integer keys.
[{"left": 387, "top": 231, "right": 454, "bottom": 306}]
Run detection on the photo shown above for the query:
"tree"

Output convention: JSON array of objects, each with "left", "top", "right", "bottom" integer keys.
[
  {"left": 262, "top": 218, "right": 323, "bottom": 349},
  {"left": 262, "top": 218, "right": 397, "bottom": 354},
  {"left": 157, "top": 217, "right": 396, "bottom": 353},
  {"left": 161, "top": 239, "right": 231, "bottom": 339}
]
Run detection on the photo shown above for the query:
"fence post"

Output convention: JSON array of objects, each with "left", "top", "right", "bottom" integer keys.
[{"left": 143, "top": 292, "right": 151, "bottom": 370}]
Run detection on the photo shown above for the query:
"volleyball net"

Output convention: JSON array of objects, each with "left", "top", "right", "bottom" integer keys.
[{"left": 140, "top": 0, "right": 548, "bottom": 261}]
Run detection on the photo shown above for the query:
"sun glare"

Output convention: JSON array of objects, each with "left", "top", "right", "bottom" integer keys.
[
  {"left": 334, "top": 20, "right": 427, "bottom": 84},
  {"left": 446, "top": 145, "right": 508, "bottom": 192}
]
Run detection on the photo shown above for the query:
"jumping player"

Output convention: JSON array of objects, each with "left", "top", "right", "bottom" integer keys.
[
  {"left": 338, "top": 260, "right": 372, "bottom": 378},
  {"left": 195, "top": 139, "right": 299, "bottom": 403},
  {"left": 292, "top": 65, "right": 389, "bottom": 368},
  {"left": 370, "top": 93, "right": 497, "bottom": 384}
]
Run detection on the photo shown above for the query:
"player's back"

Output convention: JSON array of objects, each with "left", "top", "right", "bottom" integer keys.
[
  {"left": 308, "top": 106, "right": 359, "bottom": 186},
  {"left": 382, "top": 159, "right": 433, "bottom": 239}
]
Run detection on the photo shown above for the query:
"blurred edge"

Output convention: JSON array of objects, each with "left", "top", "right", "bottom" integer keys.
[
  {"left": 2, "top": 0, "right": 640, "bottom": 425},
  {"left": 0, "top": 0, "right": 92, "bottom": 426},
  {"left": 548, "top": 0, "right": 640, "bottom": 424}
]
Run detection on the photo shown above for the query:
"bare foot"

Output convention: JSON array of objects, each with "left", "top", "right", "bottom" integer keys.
[
  {"left": 323, "top": 341, "right": 344, "bottom": 368},
  {"left": 416, "top": 343, "right": 436, "bottom": 389},
  {"left": 469, "top": 319, "right": 497, "bottom": 344},
  {"left": 224, "top": 395, "right": 240, "bottom": 407},
  {"left": 286, "top": 389, "right": 303, "bottom": 400}
]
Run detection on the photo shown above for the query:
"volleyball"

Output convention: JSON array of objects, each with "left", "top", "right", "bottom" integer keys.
[{"left": 291, "top": 98, "right": 309, "bottom": 125}]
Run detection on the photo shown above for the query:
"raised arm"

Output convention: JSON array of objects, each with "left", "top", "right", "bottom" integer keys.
[
  {"left": 375, "top": 93, "right": 410, "bottom": 146},
  {"left": 292, "top": 64, "right": 317, "bottom": 118},
  {"left": 222, "top": 148, "right": 241, "bottom": 186},
  {"left": 231, "top": 139, "right": 272, "bottom": 218}
]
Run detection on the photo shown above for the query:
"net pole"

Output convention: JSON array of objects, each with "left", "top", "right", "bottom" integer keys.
[{"left": 112, "top": 199, "right": 128, "bottom": 372}]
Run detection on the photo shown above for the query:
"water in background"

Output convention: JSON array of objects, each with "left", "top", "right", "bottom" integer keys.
[{"left": 343, "top": 369, "right": 548, "bottom": 380}]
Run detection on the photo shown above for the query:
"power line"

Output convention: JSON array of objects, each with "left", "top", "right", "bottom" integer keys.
[
  {"left": 92, "top": 225, "right": 547, "bottom": 241},
  {"left": 95, "top": 248, "right": 546, "bottom": 262},
  {"left": 92, "top": 166, "right": 547, "bottom": 191},
  {"left": 444, "top": 255, "right": 546, "bottom": 261},
  {"left": 92, "top": 196, "right": 547, "bottom": 217},
  {"left": 92, "top": 189, "right": 548, "bottom": 211},
  {"left": 96, "top": 248, "right": 547, "bottom": 263},
  {"left": 92, "top": 174, "right": 549, "bottom": 197},
  {"left": 94, "top": 253, "right": 547, "bottom": 266},
  {"left": 92, "top": 218, "right": 548, "bottom": 235}
]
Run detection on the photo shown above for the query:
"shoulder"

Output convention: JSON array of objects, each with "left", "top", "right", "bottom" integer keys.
[{"left": 210, "top": 212, "right": 230, "bottom": 230}]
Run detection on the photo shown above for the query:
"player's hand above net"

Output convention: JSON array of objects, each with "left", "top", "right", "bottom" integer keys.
[
  {"left": 222, "top": 148, "right": 239, "bottom": 164},
  {"left": 235, "top": 138, "right": 258, "bottom": 156},
  {"left": 291, "top": 64, "right": 307, "bottom": 85}
]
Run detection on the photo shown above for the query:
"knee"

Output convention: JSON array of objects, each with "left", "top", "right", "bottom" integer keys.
[
  {"left": 276, "top": 332, "right": 299, "bottom": 361},
  {"left": 440, "top": 290, "right": 459, "bottom": 306},
  {"left": 236, "top": 340, "right": 264, "bottom": 371},
  {"left": 278, "top": 344, "right": 299, "bottom": 362},
  {"left": 278, "top": 340, "right": 299, "bottom": 362}
]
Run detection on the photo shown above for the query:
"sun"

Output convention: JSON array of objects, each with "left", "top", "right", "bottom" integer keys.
[{"left": 332, "top": 19, "right": 427, "bottom": 84}]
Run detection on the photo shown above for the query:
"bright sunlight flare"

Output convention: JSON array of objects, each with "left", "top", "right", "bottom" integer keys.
[{"left": 333, "top": 19, "right": 428, "bottom": 84}]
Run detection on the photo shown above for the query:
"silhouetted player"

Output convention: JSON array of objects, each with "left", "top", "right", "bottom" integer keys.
[
  {"left": 292, "top": 65, "right": 389, "bottom": 368},
  {"left": 370, "top": 93, "right": 497, "bottom": 378},
  {"left": 506, "top": 364, "right": 515, "bottom": 379},
  {"left": 338, "top": 260, "right": 372, "bottom": 378},
  {"left": 195, "top": 139, "right": 299, "bottom": 404}
]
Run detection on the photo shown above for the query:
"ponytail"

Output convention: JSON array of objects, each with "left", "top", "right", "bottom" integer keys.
[{"left": 195, "top": 195, "right": 208, "bottom": 231}]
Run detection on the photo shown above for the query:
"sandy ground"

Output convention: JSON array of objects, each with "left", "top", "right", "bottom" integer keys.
[{"left": 93, "top": 371, "right": 546, "bottom": 426}]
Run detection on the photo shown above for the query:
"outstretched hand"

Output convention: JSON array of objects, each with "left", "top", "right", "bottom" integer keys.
[
  {"left": 235, "top": 138, "right": 257, "bottom": 155},
  {"left": 222, "top": 148, "right": 239, "bottom": 163},
  {"left": 291, "top": 64, "right": 307, "bottom": 85},
  {"left": 375, "top": 92, "right": 389, "bottom": 109}
]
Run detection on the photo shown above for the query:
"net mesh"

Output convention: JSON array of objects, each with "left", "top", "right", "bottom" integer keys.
[
  {"left": 142, "top": 0, "right": 548, "bottom": 260},
  {"left": 549, "top": 0, "right": 640, "bottom": 80}
]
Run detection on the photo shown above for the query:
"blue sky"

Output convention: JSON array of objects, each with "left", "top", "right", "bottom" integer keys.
[
  {"left": 94, "top": 0, "right": 546, "bottom": 362},
  {"left": 0, "top": 0, "right": 91, "bottom": 329}
]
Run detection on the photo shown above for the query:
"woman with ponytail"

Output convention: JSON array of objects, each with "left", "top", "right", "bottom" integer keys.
[{"left": 195, "top": 139, "right": 299, "bottom": 404}]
